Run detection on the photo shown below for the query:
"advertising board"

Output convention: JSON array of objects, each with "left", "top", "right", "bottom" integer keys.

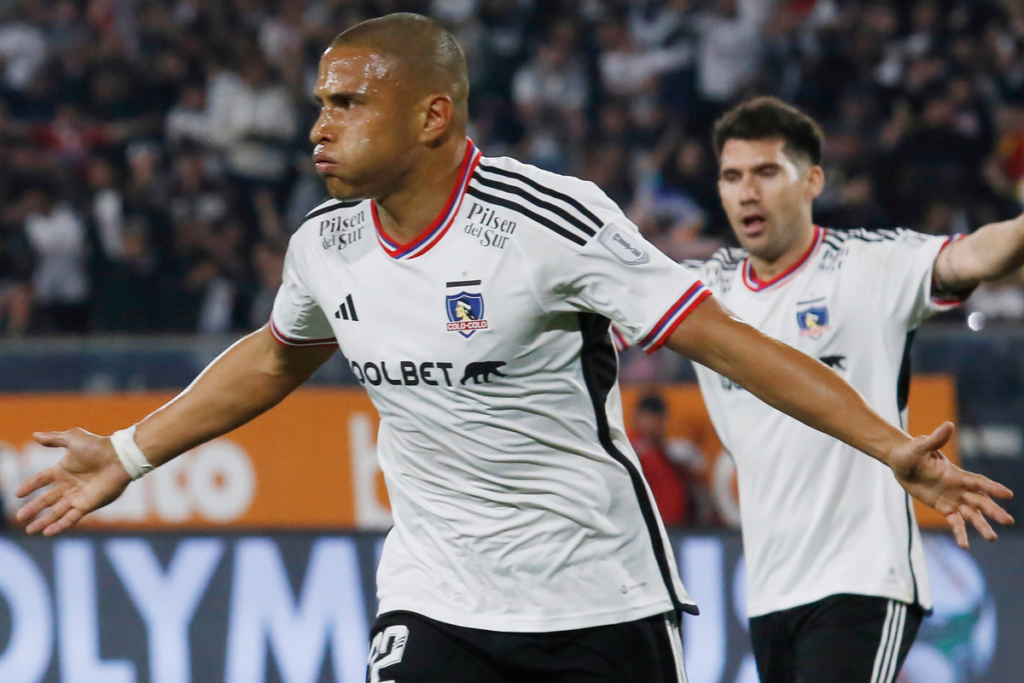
[
  {"left": 0, "top": 379, "right": 959, "bottom": 530},
  {"left": 0, "top": 531, "right": 1018, "bottom": 683}
]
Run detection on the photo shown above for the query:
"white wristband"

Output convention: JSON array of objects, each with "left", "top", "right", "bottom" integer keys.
[{"left": 109, "top": 426, "right": 154, "bottom": 480}]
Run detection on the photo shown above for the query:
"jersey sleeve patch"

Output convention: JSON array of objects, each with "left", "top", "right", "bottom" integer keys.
[{"left": 597, "top": 223, "right": 650, "bottom": 265}]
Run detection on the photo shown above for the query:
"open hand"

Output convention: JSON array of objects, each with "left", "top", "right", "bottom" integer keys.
[
  {"left": 15, "top": 429, "right": 132, "bottom": 536},
  {"left": 889, "top": 422, "right": 1014, "bottom": 548}
]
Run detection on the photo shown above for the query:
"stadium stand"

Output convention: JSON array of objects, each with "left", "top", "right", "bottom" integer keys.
[{"left": 0, "top": 0, "right": 1022, "bottom": 336}]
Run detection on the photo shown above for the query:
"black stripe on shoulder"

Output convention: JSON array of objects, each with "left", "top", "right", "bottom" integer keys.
[
  {"left": 840, "top": 227, "right": 903, "bottom": 243},
  {"left": 304, "top": 199, "right": 362, "bottom": 221},
  {"left": 476, "top": 162, "right": 604, "bottom": 231},
  {"left": 471, "top": 173, "right": 596, "bottom": 238},
  {"left": 466, "top": 186, "right": 587, "bottom": 246},
  {"left": 708, "top": 248, "right": 745, "bottom": 269},
  {"left": 823, "top": 233, "right": 845, "bottom": 250}
]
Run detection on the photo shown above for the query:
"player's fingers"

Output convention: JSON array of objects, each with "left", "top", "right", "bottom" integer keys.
[
  {"left": 44, "top": 507, "right": 84, "bottom": 537},
  {"left": 919, "top": 421, "right": 954, "bottom": 452},
  {"left": 947, "top": 511, "right": 969, "bottom": 549},
  {"left": 967, "top": 472, "right": 1014, "bottom": 500},
  {"left": 15, "top": 467, "right": 57, "bottom": 498},
  {"left": 963, "top": 492, "right": 1014, "bottom": 526},
  {"left": 27, "top": 497, "right": 72, "bottom": 535},
  {"left": 33, "top": 431, "right": 68, "bottom": 449},
  {"left": 15, "top": 486, "right": 63, "bottom": 523},
  {"left": 960, "top": 504, "right": 997, "bottom": 542}
]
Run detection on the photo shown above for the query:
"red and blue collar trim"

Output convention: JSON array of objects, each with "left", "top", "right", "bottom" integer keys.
[
  {"left": 373, "top": 140, "right": 482, "bottom": 260},
  {"left": 742, "top": 225, "right": 824, "bottom": 292}
]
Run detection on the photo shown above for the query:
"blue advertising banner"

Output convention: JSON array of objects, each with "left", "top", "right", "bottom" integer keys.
[{"left": 0, "top": 532, "right": 1020, "bottom": 683}]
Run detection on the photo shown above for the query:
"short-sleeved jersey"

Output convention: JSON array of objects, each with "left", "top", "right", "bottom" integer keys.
[
  {"left": 687, "top": 226, "right": 962, "bottom": 618},
  {"left": 272, "top": 141, "right": 710, "bottom": 632}
]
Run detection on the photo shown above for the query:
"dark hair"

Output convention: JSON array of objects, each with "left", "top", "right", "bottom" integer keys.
[
  {"left": 637, "top": 394, "right": 666, "bottom": 415},
  {"left": 712, "top": 96, "right": 824, "bottom": 166}
]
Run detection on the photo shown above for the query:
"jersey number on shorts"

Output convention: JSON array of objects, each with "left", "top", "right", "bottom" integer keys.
[{"left": 367, "top": 625, "right": 409, "bottom": 683}]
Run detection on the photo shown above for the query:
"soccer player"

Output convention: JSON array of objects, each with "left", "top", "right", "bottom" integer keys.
[
  {"left": 15, "top": 16, "right": 1012, "bottom": 683},
  {"left": 682, "top": 96, "right": 1024, "bottom": 683}
]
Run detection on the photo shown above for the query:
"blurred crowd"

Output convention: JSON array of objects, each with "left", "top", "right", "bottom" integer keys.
[{"left": 0, "top": 0, "right": 1023, "bottom": 336}]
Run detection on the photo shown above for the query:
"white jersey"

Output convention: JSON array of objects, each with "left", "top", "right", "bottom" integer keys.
[
  {"left": 271, "top": 141, "right": 710, "bottom": 632},
  {"left": 688, "top": 226, "right": 962, "bottom": 617}
]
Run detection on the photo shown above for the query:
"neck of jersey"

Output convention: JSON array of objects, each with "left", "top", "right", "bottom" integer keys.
[
  {"left": 742, "top": 225, "right": 824, "bottom": 292},
  {"left": 372, "top": 139, "right": 482, "bottom": 261}
]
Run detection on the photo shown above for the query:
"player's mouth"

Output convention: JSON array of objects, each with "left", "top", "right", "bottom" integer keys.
[
  {"left": 313, "top": 151, "right": 337, "bottom": 173},
  {"left": 741, "top": 213, "right": 768, "bottom": 236}
]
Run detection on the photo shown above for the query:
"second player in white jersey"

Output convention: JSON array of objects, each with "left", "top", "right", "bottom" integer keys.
[
  {"left": 687, "top": 226, "right": 962, "bottom": 617},
  {"left": 273, "top": 142, "right": 709, "bottom": 631}
]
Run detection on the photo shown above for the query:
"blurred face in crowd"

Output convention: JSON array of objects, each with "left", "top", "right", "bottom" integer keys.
[
  {"left": 633, "top": 408, "right": 666, "bottom": 443},
  {"left": 310, "top": 46, "right": 428, "bottom": 201},
  {"left": 717, "top": 138, "right": 823, "bottom": 263}
]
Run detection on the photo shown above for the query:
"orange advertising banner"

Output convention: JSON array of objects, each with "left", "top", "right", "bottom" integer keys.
[
  {"left": 0, "top": 377, "right": 958, "bottom": 530},
  {"left": 620, "top": 375, "right": 960, "bottom": 529}
]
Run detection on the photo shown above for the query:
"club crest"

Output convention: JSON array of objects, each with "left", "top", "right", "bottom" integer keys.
[
  {"left": 797, "top": 301, "right": 831, "bottom": 338},
  {"left": 446, "top": 292, "right": 488, "bottom": 338}
]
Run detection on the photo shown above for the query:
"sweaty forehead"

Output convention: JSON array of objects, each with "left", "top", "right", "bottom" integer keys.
[{"left": 316, "top": 46, "right": 399, "bottom": 95}]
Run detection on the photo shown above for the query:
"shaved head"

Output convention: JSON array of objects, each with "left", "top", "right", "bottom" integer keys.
[
  {"left": 310, "top": 13, "right": 472, "bottom": 203},
  {"left": 330, "top": 13, "right": 469, "bottom": 127}
]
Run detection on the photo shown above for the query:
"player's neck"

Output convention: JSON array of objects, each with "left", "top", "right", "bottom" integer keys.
[
  {"left": 374, "top": 136, "right": 470, "bottom": 245},
  {"left": 748, "top": 222, "right": 818, "bottom": 282}
]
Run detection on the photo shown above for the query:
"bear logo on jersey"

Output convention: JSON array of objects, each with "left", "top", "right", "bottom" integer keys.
[
  {"left": 796, "top": 301, "right": 832, "bottom": 339},
  {"left": 446, "top": 292, "right": 489, "bottom": 338},
  {"left": 461, "top": 361, "right": 507, "bottom": 384}
]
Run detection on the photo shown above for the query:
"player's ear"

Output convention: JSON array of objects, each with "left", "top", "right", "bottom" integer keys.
[
  {"left": 805, "top": 165, "right": 825, "bottom": 201},
  {"left": 419, "top": 94, "right": 454, "bottom": 144}
]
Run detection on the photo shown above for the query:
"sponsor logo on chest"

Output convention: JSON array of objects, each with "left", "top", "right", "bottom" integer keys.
[
  {"left": 464, "top": 202, "right": 516, "bottom": 250},
  {"left": 319, "top": 210, "right": 367, "bottom": 251}
]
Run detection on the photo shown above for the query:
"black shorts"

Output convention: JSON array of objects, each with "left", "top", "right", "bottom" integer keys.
[
  {"left": 749, "top": 594, "right": 923, "bottom": 683},
  {"left": 366, "top": 610, "right": 687, "bottom": 683}
]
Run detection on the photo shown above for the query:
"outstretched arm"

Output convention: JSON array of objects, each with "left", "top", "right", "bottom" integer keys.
[
  {"left": 667, "top": 297, "right": 1014, "bottom": 548},
  {"left": 933, "top": 212, "right": 1024, "bottom": 294},
  {"left": 16, "top": 326, "right": 336, "bottom": 535}
]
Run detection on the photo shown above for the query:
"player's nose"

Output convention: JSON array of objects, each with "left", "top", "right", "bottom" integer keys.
[
  {"left": 738, "top": 176, "right": 761, "bottom": 202},
  {"left": 309, "top": 112, "right": 335, "bottom": 145}
]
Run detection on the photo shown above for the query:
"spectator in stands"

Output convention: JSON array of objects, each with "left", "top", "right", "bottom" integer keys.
[
  {"left": 693, "top": 0, "right": 773, "bottom": 122},
  {"left": 249, "top": 240, "right": 286, "bottom": 329},
  {"left": 632, "top": 137, "right": 729, "bottom": 261},
  {"left": 208, "top": 53, "right": 298, "bottom": 197},
  {"left": 0, "top": 2, "right": 48, "bottom": 93},
  {"left": 629, "top": 393, "right": 710, "bottom": 527},
  {"left": 22, "top": 185, "right": 89, "bottom": 333},
  {"left": 0, "top": 210, "right": 32, "bottom": 336},
  {"left": 0, "top": 0, "right": 1020, "bottom": 335},
  {"left": 512, "top": 32, "right": 588, "bottom": 171},
  {"left": 165, "top": 81, "right": 213, "bottom": 152}
]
